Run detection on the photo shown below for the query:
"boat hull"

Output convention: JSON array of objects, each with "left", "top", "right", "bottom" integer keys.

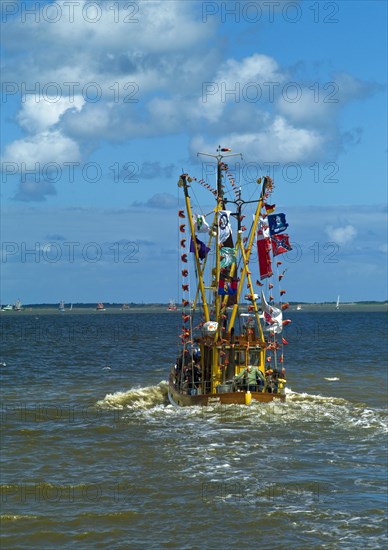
[{"left": 168, "top": 381, "right": 285, "bottom": 407}]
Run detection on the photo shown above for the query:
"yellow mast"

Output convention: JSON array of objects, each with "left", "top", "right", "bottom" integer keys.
[
  {"left": 227, "top": 189, "right": 265, "bottom": 339},
  {"left": 179, "top": 174, "right": 210, "bottom": 322},
  {"left": 191, "top": 211, "right": 217, "bottom": 311},
  {"left": 197, "top": 148, "right": 243, "bottom": 392}
]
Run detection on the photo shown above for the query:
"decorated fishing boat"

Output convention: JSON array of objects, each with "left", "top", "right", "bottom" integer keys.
[{"left": 168, "top": 147, "right": 293, "bottom": 407}]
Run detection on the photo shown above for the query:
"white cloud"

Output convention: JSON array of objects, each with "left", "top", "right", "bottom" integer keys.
[
  {"left": 325, "top": 224, "right": 357, "bottom": 245},
  {"left": 199, "top": 53, "right": 285, "bottom": 123},
  {"left": 3, "top": 0, "right": 216, "bottom": 93},
  {"left": 2, "top": 130, "right": 81, "bottom": 168},
  {"left": 276, "top": 87, "right": 339, "bottom": 128},
  {"left": 333, "top": 72, "right": 384, "bottom": 101},
  {"left": 191, "top": 116, "right": 325, "bottom": 163},
  {"left": 17, "top": 95, "right": 85, "bottom": 133},
  {"left": 2, "top": 0, "right": 383, "bottom": 201},
  {"left": 14, "top": 178, "right": 57, "bottom": 202}
]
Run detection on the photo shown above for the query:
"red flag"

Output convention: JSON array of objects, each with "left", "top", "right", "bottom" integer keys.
[
  {"left": 257, "top": 223, "right": 273, "bottom": 280},
  {"left": 280, "top": 290, "right": 286, "bottom": 296},
  {"left": 271, "top": 234, "right": 292, "bottom": 256},
  {"left": 282, "top": 337, "right": 289, "bottom": 345},
  {"left": 265, "top": 203, "right": 276, "bottom": 214}
]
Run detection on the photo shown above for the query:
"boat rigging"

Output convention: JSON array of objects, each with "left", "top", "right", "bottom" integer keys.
[{"left": 168, "top": 147, "right": 292, "bottom": 406}]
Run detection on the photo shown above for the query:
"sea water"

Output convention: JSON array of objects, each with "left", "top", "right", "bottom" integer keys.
[{"left": 1, "top": 310, "right": 387, "bottom": 549}]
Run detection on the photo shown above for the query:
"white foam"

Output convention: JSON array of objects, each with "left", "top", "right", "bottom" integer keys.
[{"left": 96, "top": 380, "right": 168, "bottom": 410}]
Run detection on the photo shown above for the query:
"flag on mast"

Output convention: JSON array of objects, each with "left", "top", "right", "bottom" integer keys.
[
  {"left": 261, "top": 291, "right": 283, "bottom": 334},
  {"left": 271, "top": 234, "right": 292, "bottom": 256},
  {"left": 267, "top": 213, "right": 289, "bottom": 235},
  {"left": 190, "top": 237, "right": 210, "bottom": 260},
  {"left": 257, "top": 218, "right": 273, "bottom": 279},
  {"left": 218, "top": 210, "right": 232, "bottom": 244},
  {"left": 193, "top": 213, "right": 210, "bottom": 233}
]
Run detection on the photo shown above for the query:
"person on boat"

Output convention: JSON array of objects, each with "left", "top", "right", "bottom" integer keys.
[
  {"left": 192, "top": 338, "right": 201, "bottom": 363},
  {"left": 235, "top": 365, "right": 264, "bottom": 392},
  {"left": 182, "top": 364, "right": 192, "bottom": 393},
  {"left": 182, "top": 361, "right": 200, "bottom": 394},
  {"left": 193, "top": 361, "right": 202, "bottom": 388},
  {"left": 174, "top": 356, "right": 184, "bottom": 387},
  {"left": 265, "top": 369, "right": 274, "bottom": 393},
  {"left": 265, "top": 367, "right": 282, "bottom": 393},
  {"left": 272, "top": 367, "right": 280, "bottom": 393}
]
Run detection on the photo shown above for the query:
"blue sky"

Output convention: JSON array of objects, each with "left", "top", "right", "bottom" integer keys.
[{"left": 1, "top": 0, "right": 387, "bottom": 304}]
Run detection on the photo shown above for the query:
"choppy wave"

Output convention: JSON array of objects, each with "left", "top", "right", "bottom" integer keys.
[
  {"left": 283, "top": 389, "right": 387, "bottom": 434},
  {"left": 1, "top": 514, "right": 40, "bottom": 521},
  {"left": 95, "top": 383, "right": 387, "bottom": 435},
  {"left": 96, "top": 381, "right": 169, "bottom": 410}
]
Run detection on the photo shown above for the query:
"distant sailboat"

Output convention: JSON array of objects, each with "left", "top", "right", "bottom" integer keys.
[
  {"left": 296, "top": 304, "right": 302, "bottom": 311},
  {"left": 59, "top": 300, "right": 65, "bottom": 312},
  {"left": 96, "top": 303, "right": 106, "bottom": 311},
  {"left": 336, "top": 295, "right": 340, "bottom": 310},
  {"left": 167, "top": 300, "right": 177, "bottom": 311},
  {"left": 14, "top": 299, "right": 22, "bottom": 311}
]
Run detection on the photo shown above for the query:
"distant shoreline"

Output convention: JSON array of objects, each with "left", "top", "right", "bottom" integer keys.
[{"left": 1, "top": 302, "right": 387, "bottom": 315}]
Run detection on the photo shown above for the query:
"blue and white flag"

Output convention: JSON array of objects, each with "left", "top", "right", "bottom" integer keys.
[
  {"left": 267, "top": 213, "right": 288, "bottom": 235},
  {"left": 218, "top": 210, "right": 232, "bottom": 244}
]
